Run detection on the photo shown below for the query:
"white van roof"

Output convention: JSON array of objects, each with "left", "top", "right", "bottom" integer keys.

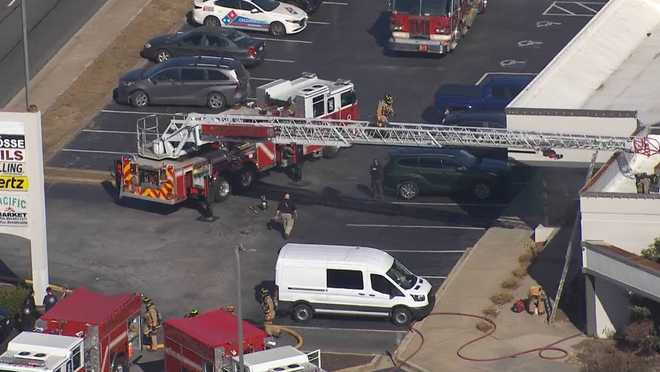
[{"left": 278, "top": 244, "right": 394, "bottom": 272}]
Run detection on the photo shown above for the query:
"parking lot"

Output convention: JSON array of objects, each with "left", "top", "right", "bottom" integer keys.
[{"left": 3, "top": 0, "right": 601, "bottom": 362}]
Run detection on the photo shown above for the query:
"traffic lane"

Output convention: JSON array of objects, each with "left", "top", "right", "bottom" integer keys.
[{"left": 0, "top": 0, "right": 109, "bottom": 106}]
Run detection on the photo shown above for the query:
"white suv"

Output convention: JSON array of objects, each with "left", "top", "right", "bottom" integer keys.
[{"left": 193, "top": 0, "right": 308, "bottom": 36}]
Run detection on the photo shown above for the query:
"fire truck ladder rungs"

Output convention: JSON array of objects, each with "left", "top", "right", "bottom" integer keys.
[{"left": 138, "top": 114, "right": 657, "bottom": 160}]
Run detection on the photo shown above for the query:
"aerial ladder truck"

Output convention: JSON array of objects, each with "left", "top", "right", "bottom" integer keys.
[{"left": 115, "top": 113, "right": 660, "bottom": 206}]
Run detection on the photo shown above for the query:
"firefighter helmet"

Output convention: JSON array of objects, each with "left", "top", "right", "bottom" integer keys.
[
  {"left": 384, "top": 94, "right": 393, "bottom": 105},
  {"left": 142, "top": 296, "right": 153, "bottom": 305},
  {"left": 185, "top": 309, "right": 199, "bottom": 318}
]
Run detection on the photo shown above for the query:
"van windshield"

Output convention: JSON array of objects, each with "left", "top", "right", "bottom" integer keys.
[{"left": 387, "top": 260, "right": 417, "bottom": 290}]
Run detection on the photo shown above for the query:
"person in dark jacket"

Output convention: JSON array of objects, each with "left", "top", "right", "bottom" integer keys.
[
  {"left": 270, "top": 193, "right": 297, "bottom": 239},
  {"left": 369, "top": 159, "right": 384, "bottom": 200},
  {"left": 43, "top": 287, "right": 58, "bottom": 312}
]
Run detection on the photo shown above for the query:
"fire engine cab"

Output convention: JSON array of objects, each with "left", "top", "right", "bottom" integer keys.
[
  {"left": 115, "top": 73, "right": 359, "bottom": 206},
  {"left": 0, "top": 332, "right": 84, "bottom": 372},
  {"left": 34, "top": 288, "right": 143, "bottom": 372}
]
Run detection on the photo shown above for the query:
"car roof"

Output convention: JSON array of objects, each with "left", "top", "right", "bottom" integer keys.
[
  {"left": 278, "top": 243, "right": 394, "bottom": 272},
  {"left": 156, "top": 55, "right": 241, "bottom": 70}
]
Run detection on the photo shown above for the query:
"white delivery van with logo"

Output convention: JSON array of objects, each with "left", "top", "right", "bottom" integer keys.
[{"left": 275, "top": 243, "right": 434, "bottom": 326}]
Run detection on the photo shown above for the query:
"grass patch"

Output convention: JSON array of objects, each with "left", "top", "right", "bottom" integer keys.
[
  {"left": 490, "top": 292, "right": 514, "bottom": 306},
  {"left": 501, "top": 276, "right": 520, "bottom": 290},
  {"left": 0, "top": 286, "right": 29, "bottom": 318},
  {"left": 518, "top": 252, "right": 533, "bottom": 264},
  {"left": 512, "top": 266, "right": 528, "bottom": 279}
]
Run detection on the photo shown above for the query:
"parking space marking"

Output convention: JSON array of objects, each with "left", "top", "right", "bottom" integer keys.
[
  {"left": 542, "top": 1, "right": 604, "bottom": 16},
  {"left": 264, "top": 58, "right": 296, "bottom": 63},
  {"left": 391, "top": 201, "right": 508, "bottom": 207},
  {"left": 384, "top": 249, "right": 466, "bottom": 253},
  {"left": 282, "top": 325, "right": 408, "bottom": 333},
  {"left": 346, "top": 224, "right": 485, "bottom": 230},
  {"left": 61, "top": 148, "right": 135, "bottom": 155},
  {"left": 81, "top": 129, "right": 135, "bottom": 135},
  {"left": 421, "top": 275, "right": 448, "bottom": 279},
  {"left": 254, "top": 37, "right": 312, "bottom": 44},
  {"left": 500, "top": 59, "right": 527, "bottom": 67},
  {"left": 101, "top": 109, "right": 174, "bottom": 115},
  {"left": 251, "top": 77, "right": 277, "bottom": 81},
  {"left": 475, "top": 72, "right": 536, "bottom": 85},
  {"left": 307, "top": 20, "right": 331, "bottom": 25},
  {"left": 322, "top": 1, "right": 349, "bottom": 5},
  {"left": 517, "top": 40, "right": 544, "bottom": 48},
  {"left": 536, "top": 20, "right": 562, "bottom": 28}
]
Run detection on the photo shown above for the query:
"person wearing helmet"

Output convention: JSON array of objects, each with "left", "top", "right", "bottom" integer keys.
[
  {"left": 376, "top": 94, "right": 394, "bottom": 127},
  {"left": 259, "top": 288, "right": 276, "bottom": 324},
  {"left": 142, "top": 297, "right": 161, "bottom": 350},
  {"left": 184, "top": 309, "right": 199, "bottom": 318}
]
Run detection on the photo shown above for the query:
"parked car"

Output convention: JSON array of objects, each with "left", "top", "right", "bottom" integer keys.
[
  {"left": 113, "top": 56, "right": 249, "bottom": 110},
  {"left": 192, "top": 0, "right": 308, "bottom": 36},
  {"left": 280, "top": 0, "right": 321, "bottom": 13},
  {"left": 275, "top": 243, "right": 433, "bottom": 326},
  {"left": 383, "top": 148, "right": 511, "bottom": 200},
  {"left": 141, "top": 27, "right": 265, "bottom": 66},
  {"left": 435, "top": 74, "right": 535, "bottom": 117}
]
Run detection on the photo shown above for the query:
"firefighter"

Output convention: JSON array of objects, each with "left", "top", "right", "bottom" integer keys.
[
  {"left": 43, "top": 287, "right": 58, "bottom": 312},
  {"left": 375, "top": 94, "right": 394, "bottom": 127},
  {"left": 142, "top": 297, "right": 161, "bottom": 350},
  {"left": 369, "top": 159, "right": 384, "bottom": 200},
  {"left": 259, "top": 288, "right": 276, "bottom": 324},
  {"left": 184, "top": 309, "right": 199, "bottom": 318},
  {"left": 269, "top": 193, "right": 297, "bottom": 239}
]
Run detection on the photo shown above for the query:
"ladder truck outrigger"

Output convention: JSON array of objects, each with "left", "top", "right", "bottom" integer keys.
[{"left": 115, "top": 112, "right": 660, "bottom": 206}]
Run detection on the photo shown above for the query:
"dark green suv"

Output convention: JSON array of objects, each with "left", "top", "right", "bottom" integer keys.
[{"left": 383, "top": 148, "right": 511, "bottom": 200}]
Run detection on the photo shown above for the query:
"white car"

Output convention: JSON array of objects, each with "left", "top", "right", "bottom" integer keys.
[{"left": 193, "top": 0, "right": 308, "bottom": 36}]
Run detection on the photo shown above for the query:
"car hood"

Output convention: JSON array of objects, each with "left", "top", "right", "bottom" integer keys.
[
  {"left": 272, "top": 2, "right": 306, "bottom": 18},
  {"left": 120, "top": 68, "right": 146, "bottom": 82},
  {"left": 478, "top": 158, "right": 510, "bottom": 172}
]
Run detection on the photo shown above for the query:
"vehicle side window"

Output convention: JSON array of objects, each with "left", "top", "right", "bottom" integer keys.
[
  {"left": 215, "top": 0, "right": 240, "bottom": 8},
  {"left": 370, "top": 274, "right": 393, "bottom": 295},
  {"left": 340, "top": 90, "right": 356, "bottom": 107},
  {"left": 490, "top": 86, "right": 508, "bottom": 99},
  {"left": 241, "top": 0, "right": 256, "bottom": 10},
  {"left": 419, "top": 157, "right": 444, "bottom": 169},
  {"left": 181, "top": 68, "right": 206, "bottom": 81},
  {"left": 72, "top": 345, "right": 81, "bottom": 370},
  {"left": 327, "top": 97, "right": 335, "bottom": 113},
  {"left": 206, "top": 35, "right": 228, "bottom": 48},
  {"left": 312, "top": 95, "right": 325, "bottom": 118},
  {"left": 398, "top": 157, "right": 418, "bottom": 167},
  {"left": 153, "top": 68, "right": 179, "bottom": 82},
  {"left": 182, "top": 33, "right": 203, "bottom": 47},
  {"left": 327, "top": 269, "right": 363, "bottom": 290},
  {"left": 207, "top": 69, "right": 229, "bottom": 81},
  {"left": 442, "top": 159, "right": 461, "bottom": 169}
]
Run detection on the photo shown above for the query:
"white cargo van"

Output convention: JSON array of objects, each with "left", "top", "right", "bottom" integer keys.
[{"left": 275, "top": 243, "right": 434, "bottom": 326}]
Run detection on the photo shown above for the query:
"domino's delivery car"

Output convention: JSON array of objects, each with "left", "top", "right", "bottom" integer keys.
[{"left": 275, "top": 243, "right": 434, "bottom": 326}]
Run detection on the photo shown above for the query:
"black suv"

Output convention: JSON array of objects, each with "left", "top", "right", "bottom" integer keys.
[
  {"left": 383, "top": 148, "right": 511, "bottom": 200},
  {"left": 113, "top": 56, "right": 250, "bottom": 110}
]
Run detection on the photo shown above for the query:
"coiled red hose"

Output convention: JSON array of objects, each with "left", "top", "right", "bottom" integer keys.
[{"left": 394, "top": 312, "right": 581, "bottom": 367}]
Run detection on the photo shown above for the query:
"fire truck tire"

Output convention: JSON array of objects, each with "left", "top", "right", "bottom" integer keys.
[
  {"left": 207, "top": 92, "right": 226, "bottom": 110},
  {"left": 269, "top": 22, "right": 286, "bottom": 37},
  {"left": 204, "top": 16, "right": 221, "bottom": 28},
  {"left": 210, "top": 177, "right": 231, "bottom": 203},
  {"left": 110, "top": 353, "right": 129, "bottom": 372},
  {"left": 235, "top": 167, "right": 256, "bottom": 190},
  {"left": 130, "top": 90, "right": 149, "bottom": 108},
  {"left": 322, "top": 146, "right": 340, "bottom": 159},
  {"left": 292, "top": 303, "right": 314, "bottom": 322}
]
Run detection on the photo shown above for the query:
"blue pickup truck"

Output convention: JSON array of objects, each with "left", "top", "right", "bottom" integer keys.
[{"left": 435, "top": 74, "right": 535, "bottom": 116}]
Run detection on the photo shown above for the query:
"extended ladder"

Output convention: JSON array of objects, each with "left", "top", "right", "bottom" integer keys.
[{"left": 137, "top": 113, "right": 659, "bottom": 160}]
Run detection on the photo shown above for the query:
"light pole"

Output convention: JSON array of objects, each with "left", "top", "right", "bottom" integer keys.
[
  {"left": 7, "top": 0, "right": 30, "bottom": 110},
  {"left": 235, "top": 244, "right": 256, "bottom": 372}
]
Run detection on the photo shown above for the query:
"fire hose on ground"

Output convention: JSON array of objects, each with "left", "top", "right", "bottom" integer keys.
[{"left": 390, "top": 312, "right": 582, "bottom": 369}]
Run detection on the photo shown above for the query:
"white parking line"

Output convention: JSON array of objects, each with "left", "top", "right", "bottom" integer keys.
[
  {"left": 251, "top": 77, "right": 277, "bottom": 81},
  {"left": 346, "top": 224, "right": 485, "bottom": 230},
  {"left": 82, "top": 129, "right": 135, "bottom": 135},
  {"left": 422, "top": 275, "right": 448, "bottom": 279},
  {"left": 282, "top": 325, "right": 407, "bottom": 334},
  {"left": 475, "top": 72, "right": 537, "bottom": 85},
  {"left": 264, "top": 58, "right": 296, "bottom": 63},
  {"left": 307, "top": 20, "right": 331, "bottom": 25},
  {"left": 322, "top": 1, "right": 349, "bottom": 5},
  {"left": 384, "top": 249, "right": 466, "bottom": 254},
  {"left": 101, "top": 109, "right": 174, "bottom": 115},
  {"left": 254, "top": 37, "right": 312, "bottom": 44},
  {"left": 61, "top": 148, "right": 135, "bottom": 155},
  {"left": 391, "top": 201, "right": 508, "bottom": 207}
]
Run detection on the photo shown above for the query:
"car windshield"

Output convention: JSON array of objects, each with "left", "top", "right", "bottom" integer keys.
[
  {"left": 252, "top": 0, "right": 279, "bottom": 11},
  {"left": 227, "top": 31, "right": 253, "bottom": 47},
  {"left": 387, "top": 260, "right": 417, "bottom": 290},
  {"left": 392, "top": 0, "right": 450, "bottom": 16}
]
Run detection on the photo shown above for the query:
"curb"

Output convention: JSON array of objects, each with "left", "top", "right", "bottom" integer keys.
[{"left": 44, "top": 166, "right": 110, "bottom": 185}]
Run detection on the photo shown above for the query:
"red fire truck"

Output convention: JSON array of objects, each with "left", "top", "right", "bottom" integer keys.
[
  {"left": 387, "top": 0, "right": 486, "bottom": 54},
  {"left": 163, "top": 308, "right": 272, "bottom": 372},
  {"left": 115, "top": 72, "right": 359, "bottom": 205},
  {"left": 34, "top": 288, "right": 143, "bottom": 372}
]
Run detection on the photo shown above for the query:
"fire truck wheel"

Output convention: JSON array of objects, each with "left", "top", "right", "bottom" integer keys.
[
  {"left": 235, "top": 167, "right": 256, "bottom": 190},
  {"left": 210, "top": 177, "right": 231, "bottom": 203},
  {"left": 130, "top": 90, "right": 149, "bottom": 108},
  {"left": 110, "top": 353, "right": 129, "bottom": 372},
  {"left": 397, "top": 181, "right": 419, "bottom": 200},
  {"left": 292, "top": 303, "right": 314, "bottom": 322},
  {"left": 204, "top": 16, "right": 221, "bottom": 28},
  {"left": 207, "top": 92, "right": 226, "bottom": 110},
  {"left": 322, "top": 146, "right": 340, "bottom": 159},
  {"left": 269, "top": 22, "right": 286, "bottom": 37}
]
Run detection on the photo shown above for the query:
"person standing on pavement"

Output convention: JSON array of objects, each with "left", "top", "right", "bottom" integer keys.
[
  {"left": 43, "top": 287, "right": 58, "bottom": 312},
  {"left": 271, "top": 193, "right": 297, "bottom": 239},
  {"left": 369, "top": 159, "right": 384, "bottom": 200}
]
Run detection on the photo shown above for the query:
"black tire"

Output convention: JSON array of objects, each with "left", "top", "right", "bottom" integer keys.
[
  {"left": 235, "top": 166, "right": 256, "bottom": 190},
  {"left": 155, "top": 49, "right": 171, "bottom": 63},
  {"left": 270, "top": 22, "right": 286, "bottom": 37},
  {"left": 322, "top": 146, "right": 340, "bottom": 159},
  {"left": 473, "top": 182, "right": 492, "bottom": 200},
  {"left": 391, "top": 306, "right": 412, "bottom": 327},
  {"left": 204, "top": 16, "right": 221, "bottom": 28},
  {"left": 292, "top": 303, "right": 313, "bottom": 322},
  {"left": 111, "top": 354, "right": 129, "bottom": 372},
  {"left": 209, "top": 176, "right": 231, "bottom": 203},
  {"left": 130, "top": 90, "right": 149, "bottom": 108},
  {"left": 207, "top": 92, "right": 226, "bottom": 110},
  {"left": 397, "top": 181, "right": 419, "bottom": 200}
]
